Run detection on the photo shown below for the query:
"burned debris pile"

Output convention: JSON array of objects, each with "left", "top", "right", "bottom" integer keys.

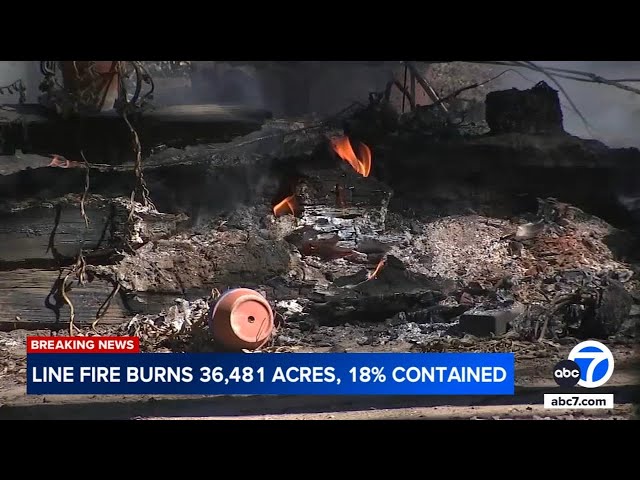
[
  {"left": 485, "top": 81, "right": 565, "bottom": 135},
  {"left": 1, "top": 80, "right": 639, "bottom": 353}
]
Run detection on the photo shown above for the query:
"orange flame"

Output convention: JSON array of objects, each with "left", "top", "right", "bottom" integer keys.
[
  {"left": 273, "top": 194, "right": 298, "bottom": 217},
  {"left": 330, "top": 136, "right": 372, "bottom": 177},
  {"left": 367, "top": 258, "right": 386, "bottom": 281}
]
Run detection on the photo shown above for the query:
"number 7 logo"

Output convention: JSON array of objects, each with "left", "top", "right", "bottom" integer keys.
[{"left": 568, "top": 341, "right": 615, "bottom": 388}]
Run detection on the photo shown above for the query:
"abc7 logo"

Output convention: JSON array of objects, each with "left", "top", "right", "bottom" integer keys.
[{"left": 553, "top": 340, "right": 615, "bottom": 388}]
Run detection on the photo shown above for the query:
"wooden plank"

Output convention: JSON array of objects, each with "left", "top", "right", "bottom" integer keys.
[
  {"left": 0, "top": 102, "right": 271, "bottom": 164},
  {"left": 0, "top": 268, "right": 129, "bottom": 330},
  {"left": 0, "top": 195, "right": 188, "bottom": 268},
  {"left": 0, "top": 196, "right": 120, "bottom": 267}
]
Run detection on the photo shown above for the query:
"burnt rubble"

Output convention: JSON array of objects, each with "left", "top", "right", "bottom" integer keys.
[
  {"left": 485, "top": 81, "right": 565, "bottom": 135},
  {"left": 1, "top": 81, "right": 639, "bottom": 353}
]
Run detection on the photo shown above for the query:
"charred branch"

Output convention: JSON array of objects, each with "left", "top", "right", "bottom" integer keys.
[{"left": 404, "top": 62, "right": 450, "bottom": 116}]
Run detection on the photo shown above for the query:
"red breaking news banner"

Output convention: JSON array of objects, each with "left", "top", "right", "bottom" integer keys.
[{"left": 27, "top": 336, "right": 140, "bottom": 354}]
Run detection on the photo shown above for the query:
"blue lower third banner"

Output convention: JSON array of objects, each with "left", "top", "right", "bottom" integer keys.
[{"left": 27, "top": 353, "right": 515, "bottom": 395}]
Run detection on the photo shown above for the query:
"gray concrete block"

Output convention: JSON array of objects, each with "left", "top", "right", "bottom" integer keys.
[{"left": 459, "top": 303, "right": 524, "bottom": 337}]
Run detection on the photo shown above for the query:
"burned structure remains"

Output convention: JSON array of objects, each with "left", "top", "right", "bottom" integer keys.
[{"left": 0, "top": 61, "right": 639, "bottom": 357}]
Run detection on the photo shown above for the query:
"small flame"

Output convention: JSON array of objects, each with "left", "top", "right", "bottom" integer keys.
[
  {"left": 367, "top": 258, "right": 386, "bottom": 281},
  {"left": 330, "top": 136, "right": 372, "bottom": 177},
  {"left": 273, "top": 194, "right": 298, "bottom": 217}
]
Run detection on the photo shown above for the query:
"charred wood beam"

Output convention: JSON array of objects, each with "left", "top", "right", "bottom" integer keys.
[
  {"left": 304, "top": 256, "right": 450, "bottom": 326},
  {"left": 0, "top": 103, "right": 272, "bottom": 164},
  {"left": 0, "top": 268, "right": 129, "bottom": 330},
  {"left": 386, "top": 79, "right": 416, "bottom": 111},
  {"left": 0, "top": 194, "right": 188, "bottom": 270},
  {"left": 404, "top": 62, "right": 450, "bottom": 117},
  {"left": 410, "top": 72, "right": 416, "bottom": 107}
]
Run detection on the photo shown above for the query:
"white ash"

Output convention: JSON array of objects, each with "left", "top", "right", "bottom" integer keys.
[
  {"left": 0, "top": 337, "right": 19, "bottom": 349},
  {"left": 392, "top": 321, "right": 455, "bottom": 343},
  {"left": 389, "top": 214, "right": 523, "bottom": 282},
  {"left": 386, "top": 211, "right": 633, "bottom": 293},
  {"left": 274, "top": 318, "right": 461, "bottom": 350},
  {"left": 276, "top": 299, "right": 306, "bottom": 319},
  {"left": 121, "top": 298, "right": 211, "bottom": 336}
]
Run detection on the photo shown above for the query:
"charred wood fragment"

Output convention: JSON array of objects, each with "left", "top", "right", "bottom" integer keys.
[
  {"left": 0, "top": 194, "right": 188, "bottom": 269},
  {"left": 305, "top": 256, "right": 448, "bottom": 325},
  {"left": 291, "top": 162, "right": 393, "bottom": 251},
  {"left": 0, "top": 103, "right": 272, "bottom": 165},
  {"left": 0, "top": 268, "right": 130, "bottom": 330},
  {"left": 485, "top": 81, "right": 565, "bottom": 135}
]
